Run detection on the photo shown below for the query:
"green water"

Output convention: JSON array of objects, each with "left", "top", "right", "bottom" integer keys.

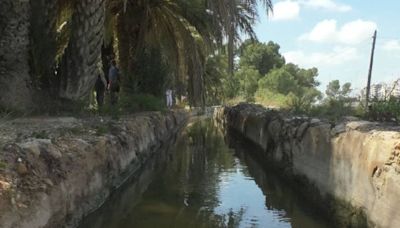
[{"left": 80, "top": 118, "right": 331, "bottom": 228}]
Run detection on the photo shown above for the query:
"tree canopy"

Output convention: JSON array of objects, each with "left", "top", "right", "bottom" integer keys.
[{"left": 239, "top": 41, "right": 285, "bottom": 75}]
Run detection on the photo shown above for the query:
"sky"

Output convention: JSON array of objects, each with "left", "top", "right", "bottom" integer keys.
[{"left": 254, "top": 0, "right": 400, "bottom": 94}]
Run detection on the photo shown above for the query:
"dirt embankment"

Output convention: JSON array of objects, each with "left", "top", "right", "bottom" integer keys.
[
  {"left": 214, "top": 104, "right": 400, "bottom": 228},
  {"left": 0, "top": 111, "right": 187, "bottom": 228}
]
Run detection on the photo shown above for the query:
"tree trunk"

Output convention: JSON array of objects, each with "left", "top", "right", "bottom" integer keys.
[
  {"left": 227, "top": 25, "right": 235, "bottom": 78},
  {"left": 29, "top": 0, "right": 58, "bottom": 94},
  {"left": 116, "top": 12, "right": 130, "bottom": 76},
  {"left": 0, "top": 0, "right": 33, "bottom": 111},
  {"left": 58, "top": 0, "right": 105, "bottom": 100},
  {"left": 186, "top": 42, "right": 205, "bottom": 108}
]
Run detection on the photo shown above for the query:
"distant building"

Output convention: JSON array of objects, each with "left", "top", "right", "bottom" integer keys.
[
  {"left": 360, "top": 78, "right": 400, "bottom": 101},
  {"left": 390, "top": 80, "right": 400, "bottom": 97}
]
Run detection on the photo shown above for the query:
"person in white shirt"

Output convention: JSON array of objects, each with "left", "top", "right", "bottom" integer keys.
[{"left": 166, "top": 89, "right": 173, "bottom": 108}]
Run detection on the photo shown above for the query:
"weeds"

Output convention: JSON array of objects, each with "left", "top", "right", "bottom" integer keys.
[
  {"left": 95, "top": 124, "right": 111, "bottom": 136},
  {"left": 368, "top": 98, "right": 400, "bottom": 122},
  {"left": 0, "top": 161, "right": 7, "bottom": 170},
  {"left": 31, "top": 130, "right": 49, "bottom": 139}
]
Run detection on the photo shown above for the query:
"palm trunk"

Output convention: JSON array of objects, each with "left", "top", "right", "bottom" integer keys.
[
  {"left": 0, "top": 0, "right": 33, "bottom": 111},
  {"left": 227, "top": 27, "right": 235, "bottom": 78},
  {"left": 59, "top": 0, "right": 105, "bottom": 100},
  {"left": 116, "top": 12, "right": 130, "bottom": 76},
  {"left": 30, "top": 0, "right": 58, "bottom": 94},
  {"left": 187, "top": 42, "right": 205, "bottom": 108}
]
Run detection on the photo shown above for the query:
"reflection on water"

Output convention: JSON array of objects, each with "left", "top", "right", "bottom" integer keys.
[{"left": 80, "top": 118, "right": 331, "bottom": 228}]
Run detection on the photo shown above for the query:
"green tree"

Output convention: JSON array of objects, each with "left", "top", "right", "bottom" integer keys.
[
  {"left": 125, "top": 47, "right": 169, "bottom": 97},
  {"left": 239, "top": 41, "right": 285, "bottom": 75},
  {"left": 319, "top": 80, "right": 353, "bottom": 119},
  {"left": 326, "top": 80, "right": 352, "bottom": 100},
  {"left": 256, "top": 63, "right": 321, "bottom": 112},
  {"left": 258, "top": 68, "right": 296, "bottom": 95},
  {"left": 206, "top": 0, "right": 273, "bottom": 77},
  {"left": 2, "top": 0, "right": 276, "bottom": 111},
  {"left": 235, "top": 66, "right": 261, "bottom": 101},
  {"left": 284, "top": 64, "right": 319, "bottom": 88},
  {"left": 326, "top": 80, "right": 341, "bottom": 99},
  {"left": 204, "top": 53, "right": 234, "bottom": 104}
]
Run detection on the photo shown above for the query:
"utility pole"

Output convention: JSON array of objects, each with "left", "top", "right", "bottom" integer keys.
[{"left": 365, "top": 30, "right": 377, "bottom": 109}]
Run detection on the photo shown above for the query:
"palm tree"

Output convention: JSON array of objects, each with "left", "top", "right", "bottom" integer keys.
[
  {"left": 110, "top": 0, "right": 272, "bottom": 107},
  {"left": 1, "top": 0, "right": 273, "bottom": 110},
  {"left": 107, "top": 0, "right": 217, "bottom": 106},
  {"left": 206, "top": 0, "right": 273, "bottom": 77},
  {"left": 58, "top": 0, "right": 106, "bottom": 100}
]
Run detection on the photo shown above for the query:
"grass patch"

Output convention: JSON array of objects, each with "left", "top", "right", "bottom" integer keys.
[
  {"left": 119, "top": 93, "right": 166, "bottom": 112},
  {"left": 31, "top": 130, "right": 49, "bottom": 139},
  {"left": 0, "top": 161, "right": 7, "bottom": 170},
  {"left": 95, "top": 125, "right": 111, "bottom": 136},
  {"left": 100, "top": 93, "right": 166, "bottom": 119},
  {"left": 255, "top": 90, "right": 289, "bottom": 109}
]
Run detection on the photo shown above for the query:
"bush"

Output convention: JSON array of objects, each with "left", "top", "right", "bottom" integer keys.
[
  {"left": 255, "top": 89, "right": 289, "bottom": 108},
  {"left": 308, "top": 99, "right": 354, "bottom": 120},
  {"left": 119, "top": 93, "right": 166, "bottom": 113},
  {"left": 368, "top": 98, "right": 400, "bottom": 122}
]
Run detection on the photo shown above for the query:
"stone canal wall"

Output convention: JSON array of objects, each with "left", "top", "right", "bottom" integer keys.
[
  {"left": 0, "top": 111, "right": 187, "bottom": 228},
  {"left": 214, "top": 104, "right": 400, "bottom": 228}
]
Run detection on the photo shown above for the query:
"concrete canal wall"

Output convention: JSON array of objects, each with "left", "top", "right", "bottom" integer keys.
[
  {"left": 0, "top": 111, "right": 187, "bottom": 228},
  {"left": 214, "top": 104, "right": 400, "bottom": 228}
]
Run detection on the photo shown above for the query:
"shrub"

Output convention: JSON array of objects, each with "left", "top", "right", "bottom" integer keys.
[
  {"left": 119, "top": 93, "right": 166, "bottom": 113},
  {"left": 368, "top": 98, "right": 400, "bottom": 122},
  {"left": 255, "top": 89, "right": 289, "bottom": 108}
]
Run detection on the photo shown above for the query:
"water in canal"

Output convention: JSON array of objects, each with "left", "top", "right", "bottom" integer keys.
[{"left": 80, "top": 118, "right": 331, "bottom": 228}]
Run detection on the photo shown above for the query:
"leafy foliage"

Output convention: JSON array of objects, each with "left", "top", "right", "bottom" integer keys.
[
  {"left": 119, "top": 93, "right": 166, "bottom": 113},
  {"left": 238, "top": 41, "right": 285, "bottom": 75},
  {"left": 204, "top": 53, "right": 231, "bottom": 105},
  {"left": 124, "top": 47, "right": 170, "bottom": 97},
  {"left": 308, "top": 80, "right": 354, "bottom": 120},
  {"left": 255, "top": 63, "right": 321, "bottom": 112},
  {"left": 368, "top": 97, "right": 400, "bottom": 122},
  {"left": 235, "top": 66, "right": 261, "bottom": 101}
]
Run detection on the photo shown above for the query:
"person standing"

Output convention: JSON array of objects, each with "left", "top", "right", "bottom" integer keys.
[
  {"left": 94, "top": 61, "right": 107, "bottom": 109},
  {"left": 94, "top": 74, "right": 106, "bottom": 108},
  {"left": 166, "top": 88, "right": 173, "bottom": 108},
  {"left": 108, "top": 60, "right": 120, "bottom": 105}
]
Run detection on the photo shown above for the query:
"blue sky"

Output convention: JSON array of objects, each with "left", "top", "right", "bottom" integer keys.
[{"left": 254, "top": 0, "right": 400, "bottom": 94}]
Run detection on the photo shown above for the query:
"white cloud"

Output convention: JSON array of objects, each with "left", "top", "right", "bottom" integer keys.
[
  {"left": 300, "top": 19, "right": 337, "bottom": 42},
  {"left": 338, "top": 20, "right": 377, "bottom": 44},
  {"left": 270, "top": 0, "right": 350, "bottom": 22},
  {"left": 301, "top": 0, "right": 352, "bottom": 12},
  {"left": 300, "top": 19, "right": 377, "bottom": 45},
  {"left": 283, "top": 47, "right": 359, "bottom": 67},
  {"left": 383, "top": 40, "right": 400, "bottom": 52},
  {"left": 271, "top": 1, "right": 300, "bottom": 21}
]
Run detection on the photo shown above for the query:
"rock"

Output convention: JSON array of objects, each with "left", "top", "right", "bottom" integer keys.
[
  {"left": 17, "top": 203, "right": 28, "bottom": 209},
  {"left": 0, "top": 180, "right": 11, "bottom": 191},
  {"left": 19, "top": 139, "right": 63, "bottom": 159},
  {"left": 346, "top": 121, "right": 376, "bottom": 131},
  {"left": 16, "top": 163, "right": 28, "bottom": 175},
  {"left": 43, "top": 179, "right": 53, "bottom": 187},
  {"left": 18, "top": 141, "right": 41, "bottom": 157},
  {"left": 331, "top": 123, "right": 346, "bottom": 136},
  {"left": 296, "top": 122, "right": 309, "bottom": 139},
  {"left": 310, "top": 118, "right": 321, "bottom": 124},
  {"left": 47, "top": 145, "right": 62, "bottom": 159},
  {"left": 343, "top": 116, "right": 360, "bottom": 122}
]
